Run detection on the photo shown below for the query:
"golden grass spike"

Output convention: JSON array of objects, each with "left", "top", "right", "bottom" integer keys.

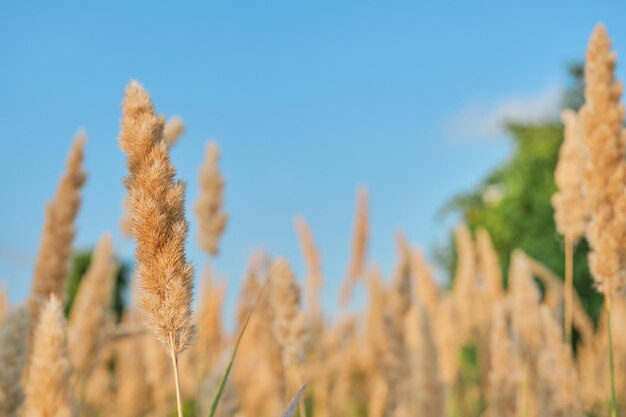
[
  {"left": 409, "top": 247, "right": 440, "bottom": 322},
  {"left": 119, "top": 80, "right": 194, "bottom": 354},
  {"left": 476, "top": 228, "right": 503, "bottom": 302},
  {"left": 0, "top": 286, "right": 8, "bottom": 326},
  {"left": 580, "top": 24, "right": 626, "bottom": 295},
  {"left": 509, "top": 250, "right": 543, "bottom": 362},
  {"left": 195, "top": 141, "right": 228, "bottom": 257},
  {"left": 340, "top": 186, "right": 369, "bottom": 305},
  {"left": 114, "top": 311, "right": 152, "bottom": 417},
  {"left": 537, "top": 306, "right": 584, "bottom": 417},
  {"left": 0, "top": 304, "right": 31, "bottom": 417},
  {"left": 164, "top": 116, "right": 186, "bottom": 146},
  {"left": 23, "top": 295, "right": 77, "bottom": 417},
  {"left": 119, "top": 81, "right": 194, "bottom": 417},
  {"left": 405, "top": 305, "right": 444, "bottom": 417},
  {"left": 29, "top": 132, "right": 87, "bottom": 318},
  {"left": 579, "top": 25, "right": 625, "bottom": 416},
  {"left": 552, "top": 109, "right": 588, "bottom": 343},
  {"left": 269, "top": 258, "right": 309, "bottom": 371},
  {"left": 488, "top": 301, "right": 519, "bottom": 417},
  {"left": 552, "top": 109, "right": 588, "bottom": 243},
  {"left": 294, "top": 216, "right": 323, "bottom": 321},
  {"left": 193, "top": 268, "right": 225, "bottom": 376},
  {"left": 68, "top": 233, "right": 116, "bottom": 380}
]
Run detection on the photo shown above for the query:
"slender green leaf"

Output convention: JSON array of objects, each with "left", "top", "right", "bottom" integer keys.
[
  {"left": 279, "top": 383, "right": 308, "bottom": 417},
  {"left": 207, "top": 277, "right": 269, "bottom": 417}
]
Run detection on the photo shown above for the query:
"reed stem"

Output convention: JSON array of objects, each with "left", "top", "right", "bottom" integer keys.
[
  {"left": 169, "top": 332, "right": 184, "bottom": 417},
  {"left": 564, "top": 237, "right": 574, "bottom": 344},
  {"left": 605, "top": 288, "right": 618, "bottom": 417}
]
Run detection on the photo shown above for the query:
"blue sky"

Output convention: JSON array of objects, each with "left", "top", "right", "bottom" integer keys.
[{"left": 1, "top": 2, "right": 625, "bottom": 322}]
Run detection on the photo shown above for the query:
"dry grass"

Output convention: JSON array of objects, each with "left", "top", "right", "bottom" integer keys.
[{"left": 4, "top": 22, "right": 626, "bottom": 417}]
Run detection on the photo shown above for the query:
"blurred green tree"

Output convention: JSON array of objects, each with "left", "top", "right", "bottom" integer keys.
[
  {"left": 438, "top": 63, "right": 604, "bottom": 324},
  {"left": 64, "top": 249, "right": 130, "bottom": 323}
]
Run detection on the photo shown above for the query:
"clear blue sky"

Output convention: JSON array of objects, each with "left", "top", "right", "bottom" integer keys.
[{"left": 1, "top": 2, "right": 625, "bottom": 321}]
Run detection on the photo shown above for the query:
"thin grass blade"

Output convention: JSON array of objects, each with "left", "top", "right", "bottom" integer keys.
[
  {"left": 279, "top": 383, "right": 308, "bottom": 417},
  {"left": 207, "top": 277, "right": 269, "bottom": 417}
]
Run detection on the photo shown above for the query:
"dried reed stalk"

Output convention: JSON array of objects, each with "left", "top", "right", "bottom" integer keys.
[
  {"left": 68, "top": 233, "right": 116, "bottom": 380},
  {"left": 341, "top": 187, "right": 369, "bottom": 305},
  {"left": 537, "top": 307, "right": 584, "bottom": 417},
  {"left": 120, "top": 116, "right": 185, "bottom": 236},
  {"left": 29, "top": 132, "right": 87, "bottom": 318},
  {"left": 22, "top": 295, "right": 77, "bottom": 417},
  {"left": 409, "top": 247, "right": 440, "bottom": 321},
  {"left": 195, "top": 141, "right": 228, "bottom": 257},
  {"left": 163, "top": 116, "right": 186, "bottom": 146},
  {"left": 193, "top": 269, "right": 225, "bottom": 377},
  {"left": 0, "top": 287, "right": 8, "bottom": 326},
  {"left": 235, "top": 254, "right": 283, "bottom": 417},
  {"left": 452, "top": 224, "right": 479, "bottom": 340},
  {"left": 509, "top": 251, "right": 543, "bottom": 363},
  {"left": 552, "top": 108, "right": 587, "bottom": 343},
  {"left": 580, "top": 24, "right": 626, "bottom": 295},
  {"left": 525, "top": 254, "right": 594, "bottom": 342},
  {"left": 0, "top": 304, "right": 31, "bottom": 417},
  {"left": 404, "top": 305, "right": 444, "bottom": 417},
  {"left": 269, "top": 258, "right": 309, "bottom": 416},
  {"left": 476, "top": 228, "right": 503, "bottom": 303},
  {"left": 579, "top": 25, "right": 625, "bottom": 416},
  {"left": 114, "top": 312, "right": 152, "bottom": 417},
  {"left": 488, "top": 301, "right": 519, "bottom": 417},
  {"left": 294, "top": 216, "right": 323, "bottom": 322},
  {"left": 119, "top": 80, "right": 194, "bottom": 417}
]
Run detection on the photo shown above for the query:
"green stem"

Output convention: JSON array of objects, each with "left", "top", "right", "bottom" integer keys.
[
  {"left": 606, "top": 292, "right": 617, "bottom": 417},
  {"left": 564, "top": 238, "right": 574, "bottom": 344}
]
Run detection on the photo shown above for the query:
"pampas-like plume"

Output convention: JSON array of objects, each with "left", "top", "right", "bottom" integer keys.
[
  {"left": 192, "top": 269, "right": 225, "bottom": 376},
  {"left": 119, "top": 80, "right": 194, "bottom": 354},
  {"left": 269, "top": 258, "right": 309, "bottom": 372},
  {"left": 115, "top": 312, "right": 152, "bottom": 417},
  {"left": 553, "top": 109, "right": 588, "bottom": 343},
  {"left": 195, "top": 141, "right": 228, "bottom": 257},
  {"left": 234, "top": 254, "right": 283, "bottom": 417},
  {"left": 404, "top": 305, "right": 444, "bottom": 417},
  {"left": 488, "top": 301, "right": 520, "bottom": 417},
  {"left": 537, "top": 307, "right": 584, "bottom": 417},
  {"left": 294, "top": 216, "right": 323, "bottom": 321},
  {"left": 68, "top": 233, "right": 116, "bottom": 379},
  {"left": 509, "top": 250, "right": 543, "bottom": 362},
  {"left": 476, "top": 228, "right": 503, "bottom": 303},
  {"left": 452, "top": 224, "right": 479, "bottom": 340},
  {"left": 120, "top": 116, "right": 186, "bottom": 236},
  {"left": 552, "top": 109, "right": 588, "bottom": 243},
  {"left": 341, "top": 187, "right": 369, "bottom": 305},
  {"left": 269, "top": 257, "right": 309, "bottom": 417},
  {"left": 29, "top": 132, "right": 87, "bottom": 318},
  {"left": 579, "top": 26, "right": 625, "bottom": 415},
  {"left": 388, "top": 232, "right": 412, "bottom": 318},
  {"left": 410, "top": 248, "right": 440, "bottom": 321},
  {"left": 0, "top": 304, "right": 31, "bottom": 417},
  {"left": 119, "top": 81, "right": 194, "bottom": 417},
  {"left": 580, "top": 24, "right": 626, "bottom": 295},
  {"left": 163, "top": 116, "right": 186, "bottom": 146},
  {"left": 22, "top": 295, "right": 77, "bottom": 417},
  {"left": 0, "top": 287, "right": 8, "bottom": 326}
]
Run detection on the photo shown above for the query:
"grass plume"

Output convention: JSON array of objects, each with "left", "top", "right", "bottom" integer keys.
[{"left": 29, "top": 132, "right": 87, "bottom": 318}]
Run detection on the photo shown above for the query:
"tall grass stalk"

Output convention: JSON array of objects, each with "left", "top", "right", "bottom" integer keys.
[
  {"left": 169, "top": 333, "right": 184, "bottom": 417},
  {"left": 564, "top": 237, "right": 574, "bottom": 344},
  {"left": 605, "top": 287, "right": 617, "bottom": 417}
]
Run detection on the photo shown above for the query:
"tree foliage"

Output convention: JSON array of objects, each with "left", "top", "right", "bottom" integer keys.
[
  {"left": 439, "top": 64, "right": 604, "bottom": 323},
  {"left": 64, "top": 249, "right": 130, "bottom": 322}
]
